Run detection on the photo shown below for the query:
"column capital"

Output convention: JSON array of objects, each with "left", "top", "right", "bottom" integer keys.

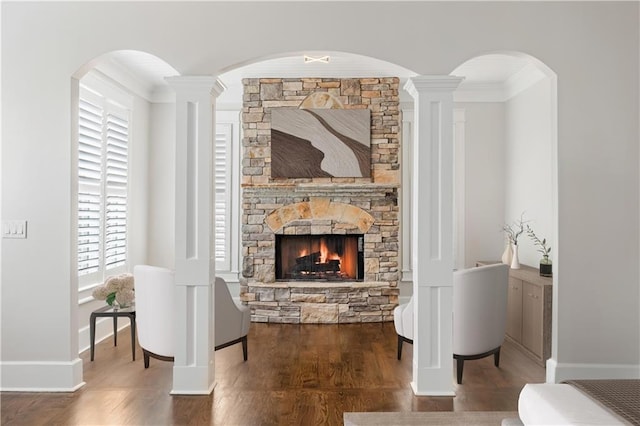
[
  {"left": 165, "top": 76, "right": 226, "bottom": 98},
  {"left": 404, "top": 76, "right": 464, "bottom": 99}
]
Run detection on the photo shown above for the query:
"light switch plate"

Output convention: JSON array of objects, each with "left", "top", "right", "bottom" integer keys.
[{"left": 2, "top": 220, "right": 28, "bottom": 239}]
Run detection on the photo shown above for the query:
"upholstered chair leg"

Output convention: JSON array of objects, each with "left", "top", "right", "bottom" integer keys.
[
  {"left": 494, "top": 347, "right": 501, "bottom": 367},
  {"left": 397, "top": 335, "right": 403, "bottom": 360},
  {"left": 144, "top": 351, "right": 150, "bottom": 369},
  {"left": 456, "top": 357, "right": 464, "bottom": 384},
  {"left": 242, "top": 335, "right": 248, "bottom": 362}
]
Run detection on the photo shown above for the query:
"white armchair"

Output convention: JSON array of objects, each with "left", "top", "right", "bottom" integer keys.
[
  {"left": 214, "top": 277, "right": 250, "bottom": 360},
  {"left": 394, "top": 263, "right": 509, "bottom": 384},
  {"left": 134, "top": 265, "right": 251, "bottom": 368},
  {"left": 134, "top": 264, "right": 176, "bottom": 368}
]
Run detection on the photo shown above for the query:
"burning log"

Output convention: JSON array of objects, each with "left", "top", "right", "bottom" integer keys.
[{"left": 292, "top": 251, "right": 341, "bottom": 276}]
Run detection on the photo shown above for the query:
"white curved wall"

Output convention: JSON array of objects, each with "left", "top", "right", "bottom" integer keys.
[{"left": 505, "top": 77, "right": 554, "bottom": 268}]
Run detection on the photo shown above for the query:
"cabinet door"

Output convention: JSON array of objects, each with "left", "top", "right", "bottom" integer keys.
[
  {"left": 506, "top": 277, "right": 523, "bottom": 341},
  {"left": 522, "top": 282, "right": 543, "bottom": 358}
]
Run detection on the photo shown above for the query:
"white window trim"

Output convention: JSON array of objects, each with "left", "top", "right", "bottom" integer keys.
[
  {"left": 215, "top": 110, "right": 241, "bottom": 282},
  {"left": 400, "top": 107, "right": 413, "bottom": 283}
]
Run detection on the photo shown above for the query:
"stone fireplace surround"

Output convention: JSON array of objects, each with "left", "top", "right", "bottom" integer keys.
[{"left": 240, "top": 77, "right": 400, "bottom": 324}]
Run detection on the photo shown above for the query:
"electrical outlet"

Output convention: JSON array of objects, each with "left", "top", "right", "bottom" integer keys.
[{"left": 2, "top": 220, "right": 28, "bottom": 239}]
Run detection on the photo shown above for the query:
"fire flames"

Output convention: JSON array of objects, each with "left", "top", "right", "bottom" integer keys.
[
  {"left": 319, "top": 239, "right": 340, "bottom": 263},
  {"left": 298, "top": 239, "right": 341, "bottom": 264},
  {"left": 280, "top": 234, "right": 360, "bottom": 281}
]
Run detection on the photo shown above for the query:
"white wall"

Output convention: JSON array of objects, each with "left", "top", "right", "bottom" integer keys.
[
  {"left": 504, "top": 78, "right": 554, "bottom": 268},
  {"left": 459, "top": 102, "right": 506, "bottom": 268},
  {"left": 147, "top": 103, "right": 176, "bottom": 270},
  {"left": 129, "top": 95, "right": 151, "bottom": 272},
  {"left": 1, "top": 1, "right": 638, "bottom": 390}
]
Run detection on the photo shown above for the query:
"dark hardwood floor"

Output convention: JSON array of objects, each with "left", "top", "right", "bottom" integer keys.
[{"left": 1, "top": 322, "right": 544, "bottom": 425}]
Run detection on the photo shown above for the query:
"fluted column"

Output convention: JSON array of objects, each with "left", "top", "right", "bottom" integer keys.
[
  {"left": 166, "top": 76, "right": 225, "bottom": 395},
  {"left": 404, "top": 76, "right": 463, "bottom": 396}
]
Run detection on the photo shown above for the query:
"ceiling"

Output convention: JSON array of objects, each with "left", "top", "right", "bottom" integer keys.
[{"left": 99, "top": 50, "right": 544, "bottom": 105}]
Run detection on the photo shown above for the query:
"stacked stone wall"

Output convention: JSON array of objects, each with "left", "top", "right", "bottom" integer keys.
[{"left": 241, "top": 77, "right": 400, "bottom": 186}]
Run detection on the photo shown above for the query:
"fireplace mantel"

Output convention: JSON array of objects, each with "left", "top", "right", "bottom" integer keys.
[{"left": 242, "top": 182, "right": 398, "bottom": 196}]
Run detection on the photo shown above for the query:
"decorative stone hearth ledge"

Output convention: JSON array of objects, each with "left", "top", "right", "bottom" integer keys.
[
  {"left": 265, "top": 199, "right": 374, "bottom": 234},
  {"left": 241, "top": 281, "right": 399, "bottom": 324},
  {"left": 247, "top": 280, "right": 389, "bottom": 289}
]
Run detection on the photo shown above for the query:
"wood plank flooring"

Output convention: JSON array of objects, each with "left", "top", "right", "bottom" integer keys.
[{"left": 1, "top": 322, "right": 545, "bottom": 425}]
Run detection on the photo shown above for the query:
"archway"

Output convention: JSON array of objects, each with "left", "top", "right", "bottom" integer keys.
[
  {"left": 450, "top": 51, "right": 558, "bottom": 375},
  {"left": 71, "top": 50, "right": 179, "bottom": 385},
  {"left": 214, "top": 51, "right": 418, "bottom": 300}
]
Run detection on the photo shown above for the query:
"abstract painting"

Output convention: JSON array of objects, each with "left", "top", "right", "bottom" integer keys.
[{"left": 271, "top": 109, "right": 371, "bottom": 178}]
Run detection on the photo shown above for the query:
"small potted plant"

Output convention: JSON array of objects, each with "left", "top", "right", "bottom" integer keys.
[{"left": 527, "top": 225, "right": 552, "bottom": 277}]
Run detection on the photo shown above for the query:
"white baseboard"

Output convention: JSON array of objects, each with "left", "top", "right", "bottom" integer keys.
[
  {"left": 171, "top": 365, "right": 215, "bottom": 395},
  {"left": 546, "top": 358, "right": 640, "bottom": 383},
  {"left": 410, "top": 381, "right": 456, "bottom": 396},
  {"left": 0, "top": 358, "right": 85, "bottom": 391}
]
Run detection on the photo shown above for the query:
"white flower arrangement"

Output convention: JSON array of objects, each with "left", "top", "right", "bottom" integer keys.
[{"left": 92, "top": 273, "right": 135, "bottom": 307}]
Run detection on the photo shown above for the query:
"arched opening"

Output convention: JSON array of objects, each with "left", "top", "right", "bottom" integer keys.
[
  {"left": 213, "top": 51, "right": 418, "bottom": 299},
  {"left": 449, "top": 51, "right": 558, "bottom": 371},
  {"left": 71, "top": 50, "right": 179, "bottom": 383}
]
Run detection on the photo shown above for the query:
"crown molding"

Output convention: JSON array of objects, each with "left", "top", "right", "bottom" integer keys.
[
  {"left": 404, "top": 75, "right": 465, "bottom": 98},
  {"left": 94, "top": 57, "right": 156, "bottom": 102},
  {"left": 454, "top": 63, "right": 546, "bottom": 103},
  {"left": 454, "top": 81, "right": 507, "bottom": 102}
]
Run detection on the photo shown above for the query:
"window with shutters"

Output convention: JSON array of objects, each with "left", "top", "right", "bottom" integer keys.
[
  {"left": 77, "top": 82, "right": 130, "bottom": 285},
  {"left": 214, "top": 111, "right": 241, "bottom": 278},
  {"left": 215, "top": 123, "right": 232, "bottom": 270}
]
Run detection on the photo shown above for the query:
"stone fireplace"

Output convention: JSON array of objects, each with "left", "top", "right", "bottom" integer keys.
[{"left": 240, "top": 77, "right": 401, "bottom": 323}]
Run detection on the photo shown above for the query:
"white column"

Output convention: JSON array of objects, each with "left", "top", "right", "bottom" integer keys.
[
  {"left": 166, "top": 76, "right": 225, "bottom": 395},
  {"left": 404, "top": 76, "right": 463, "bottom": 396}
]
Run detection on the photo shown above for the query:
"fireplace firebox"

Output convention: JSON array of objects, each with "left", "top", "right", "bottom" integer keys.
[{"left": 275, "top": 234, "right": 364, "bottom": 281}]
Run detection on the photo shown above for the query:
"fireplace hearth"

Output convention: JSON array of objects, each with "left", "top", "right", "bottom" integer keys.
[{"left": 276, "top": 234, "right": 364, "bottom": 281}]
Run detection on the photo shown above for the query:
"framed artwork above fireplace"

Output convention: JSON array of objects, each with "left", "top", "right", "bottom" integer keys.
[{"left": 271, "top": 108, "right": 371, "bottom": 178}]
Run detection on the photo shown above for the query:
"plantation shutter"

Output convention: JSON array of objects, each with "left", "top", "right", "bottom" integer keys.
[
  {"left": 77, "top": 98, "right": 103, "bottom": 276},
  {"left": 77, "top": 84, "right": 130, "bottom": 283},
  {"left": 104, "top": 112, "right": 128, "bottom": 270},
  {"left": 215, "top": 123, "right": 232, "bottom": 269}
]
